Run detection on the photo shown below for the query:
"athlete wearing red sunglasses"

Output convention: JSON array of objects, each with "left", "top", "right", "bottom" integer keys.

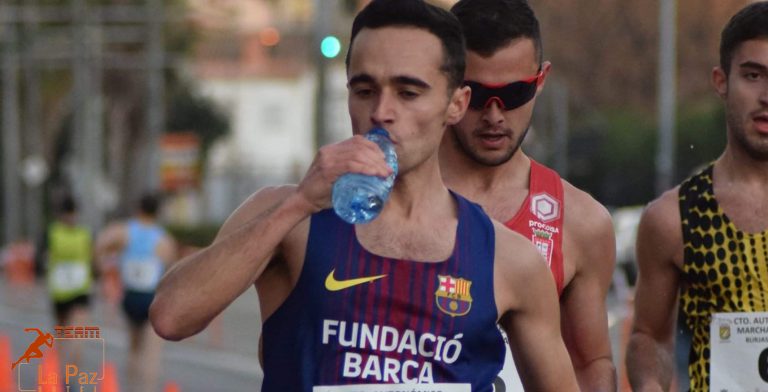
[
  {"left": 464, "top": 70, "right": 543, "bottom": 111},
  {"left": 440, "top": 1, "right": 617, "bottom": 391}
]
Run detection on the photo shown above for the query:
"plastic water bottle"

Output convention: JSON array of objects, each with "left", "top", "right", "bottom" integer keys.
[{"left": 332, "top": 127, "right": 398, "bottom": 224}]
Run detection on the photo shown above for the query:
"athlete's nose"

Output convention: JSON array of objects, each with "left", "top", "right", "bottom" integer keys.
[
  {"left": 760, "top": 80, "right": 768, "bottom": 106},
  {"left": 482, "top": 100, "right": 506, "bottom": 126},
  {"left": 371, "top": 90, "right": 396, "bottom": 127}
]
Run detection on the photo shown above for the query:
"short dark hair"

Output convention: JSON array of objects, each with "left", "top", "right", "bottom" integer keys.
[
  {"left": 345, "top": 0, "right": 466, "bottom": 90},
  {"left": 720, "top": 1, "right": 768, "bottom": 75},
  {"left": 451, "top": 0, "right": 543, "bottom": 64},
  {"left": 139, "top": 193, "right": 160, "bottom": 216},
  {"left": 59, "top": 195, "right": 77, "bottom": 214}
]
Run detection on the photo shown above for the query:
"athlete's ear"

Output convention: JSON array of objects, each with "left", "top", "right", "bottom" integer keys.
[
  {"left": 712, "top": 66, "right": 728, "bottom": 99},
  {"left": 536, "top": 61, "right": 552, "bottom": 95},
  {"left": 446, "top": 84, "right": 471, "bottom": 125}
]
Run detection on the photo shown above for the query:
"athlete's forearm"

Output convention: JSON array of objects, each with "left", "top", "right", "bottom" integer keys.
[
  {"left": 150, "top": 191, "right": 312, "bottom": 341},
  {"left": 575, "top": 357, "right": 617, "bottom": 392},
  {"left": 626, "top": 332, "right": 673, "bottom": 392}
]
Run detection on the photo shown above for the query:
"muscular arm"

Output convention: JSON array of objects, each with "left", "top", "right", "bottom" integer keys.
[
  {"left": 150, "top": 135, "right": 392, "bottom": 341},
  {"left": 494, "top": 221, "right": 579, "bottom": 391},
  {"left": 561, "top": 187, "right": 617, "bottom": 391},
  {"left": 626, "top": 189, "right": 683, "bottom": 392},
  {"left": 150, "top": 186, "right": 313, "bottom": 341}
]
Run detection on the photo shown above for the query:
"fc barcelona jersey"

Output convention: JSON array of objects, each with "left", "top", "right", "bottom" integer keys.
[{"left": 261, "top": 193, "right": 505, "bottom": 391}]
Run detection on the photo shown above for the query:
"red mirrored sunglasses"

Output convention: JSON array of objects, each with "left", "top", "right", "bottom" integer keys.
[{"left": 464, "top": 71, "right": 542, "bottom": 111}]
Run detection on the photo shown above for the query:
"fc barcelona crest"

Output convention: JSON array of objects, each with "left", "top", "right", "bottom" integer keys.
[{"left": 435, "top": 275, "right": 472, "bottom": 317}]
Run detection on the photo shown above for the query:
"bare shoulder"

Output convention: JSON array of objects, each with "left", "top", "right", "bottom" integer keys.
[
  {"left": 493, "top": 220, "right": 543, "bottom": 267},
  {"left": 97, "top": 221, "right": 129, "bottom": 245},
  {"left": 215, "top": 184, "right": 302, "bottom": 241},
  {"left": 640, "top": 187, "right": 681, "bottom": 233},
  {"left": 560, "top": 180, "right": 616, "bottom": 279},
  {"left": 561, "top": 180, "right": 613, "bottom": 241},
  {"left": 636, "top": 186, "right": 683, "bottom": 264}
]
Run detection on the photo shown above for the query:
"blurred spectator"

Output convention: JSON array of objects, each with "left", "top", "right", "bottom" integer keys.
[
  {"left": 96, "top": 193, "right": 176, "bottom": 392},
  {"left": 42, "top": 195, "right": 94, "bottom": 327},
  {"left": 40, "top": 195, "right": 94, "bottom": 364}
]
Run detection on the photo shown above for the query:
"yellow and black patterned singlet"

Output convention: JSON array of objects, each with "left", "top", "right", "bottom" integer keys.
[{"left": 679, "top": 164, "right": 768, "bottom": 390}]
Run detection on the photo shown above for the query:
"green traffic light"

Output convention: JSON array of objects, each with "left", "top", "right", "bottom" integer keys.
[{"left": 321, "top": 36, "right": 341, "bottom": 58}]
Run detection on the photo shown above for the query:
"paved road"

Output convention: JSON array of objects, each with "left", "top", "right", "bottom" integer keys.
[{"left": 0, "top": 277, "right": 263, "bottom": 391}]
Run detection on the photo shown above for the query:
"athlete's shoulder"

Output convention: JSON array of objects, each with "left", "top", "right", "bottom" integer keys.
[
  {"left": 639, "top": 186, "right": 682, "bottom": 241},
  {"left": 491, "top": 219, "right": 557, "bottom": 312},
  {"left": 632, "top": 186, "right": 685, "bottom": 273},
  {"left": 560, "top": 179, "right": 613, "bottom": 243},
  {"left": 561, "top": 179, "right": 610, "bottom": 221},
  {"left": 492, "top": 220, "right": 546, "bottom": 275}
]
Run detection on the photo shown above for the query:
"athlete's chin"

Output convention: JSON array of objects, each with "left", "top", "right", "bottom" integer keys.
[{"left": 468, "top": 149, "right": 515, "bottom": 167}]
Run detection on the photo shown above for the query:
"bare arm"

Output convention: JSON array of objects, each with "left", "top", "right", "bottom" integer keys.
[
  {"left": 561, "top": 187, "right": 617, "bottom": 391},
  {"left": 155, "top": 233, "right": 177, "bottom": 268},
  {"left": 494, "top": 222, "right": 579, "bottom": 391},
  {"left": 149, "top": 135, "right": 393, "bottom": 341},
  {"left": 150, "top": 186, "right": 314, "bottom": 341},
  {"left": 94, "top": 223, "right": 127, "bottom": 273},
  {"left": 626, "top": 189, "right": 683, "bottom": 391}
]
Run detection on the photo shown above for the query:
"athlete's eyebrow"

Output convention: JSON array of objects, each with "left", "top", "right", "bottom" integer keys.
[
  {"left": 348, "top": 73, "right": 375, "bottom": 86},
  {"left": 391, "top": 75, "right": 430, "bottom": 90},
  {"left": 738, "top": 61, "right": 768, "bottom": 73},
  {"left": 347, "top": 74, "right": 431, "bottom": 90}
]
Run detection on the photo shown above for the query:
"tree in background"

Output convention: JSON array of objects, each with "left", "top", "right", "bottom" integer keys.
[{"left": 527, "top": 0, "right": 742, "bottom": 207}]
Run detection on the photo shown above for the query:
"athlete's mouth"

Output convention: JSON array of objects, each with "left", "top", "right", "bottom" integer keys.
[
  {"left": 475, "top": 128, "right": 511, "bottom": 139},
  {"left": 754, "top": 113, "right": 768, "bottom": 134},
  {"left": 478, "top": 133, "right": 508, "bottom": 140}
]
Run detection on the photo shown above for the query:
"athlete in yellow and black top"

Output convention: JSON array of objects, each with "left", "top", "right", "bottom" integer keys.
[
  {"left": 679, "top": 164, "right": 768, "bottom": 389},
  {"left": 627, "top": 3, "right": 768, "bottom": 391}
]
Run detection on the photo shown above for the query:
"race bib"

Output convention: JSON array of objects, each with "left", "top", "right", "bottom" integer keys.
[
  {"left": 122, "top": 259, "right": 162, "bottom": 291},
  {"left": 710, "top": 311, "right": 768, "bottom": 391},
  {"left": 313, "top": 384, "right": 470, "bottom": 392},
  {"left": 50, "top": 262, "right": 88, "bottom": 293},
  {"left": 495, "top": 326, "right": 524, "bottom": 392}
]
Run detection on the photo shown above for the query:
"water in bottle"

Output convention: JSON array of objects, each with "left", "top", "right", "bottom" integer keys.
[{"left": 332, "top": 127, "right": 398, "bottom": 224}]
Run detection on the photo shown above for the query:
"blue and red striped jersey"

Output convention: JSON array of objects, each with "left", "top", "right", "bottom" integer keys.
[{"left": 261, "top": 193, "right": 504, "bottom": 391}]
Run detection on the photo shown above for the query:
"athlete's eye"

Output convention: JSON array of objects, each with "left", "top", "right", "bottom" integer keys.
[
  {"left": 744, "top": 71, "right": 763, "bottom": 81},
  {"left": 353, "top": 88, "right": 374, "bottom": 98},
  {"left": 399, "top": 90, "right": 420, "bottom": 100}
]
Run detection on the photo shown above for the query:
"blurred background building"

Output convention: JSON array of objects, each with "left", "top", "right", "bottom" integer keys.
[
  {"left": 1, "top": 0, "right": 763, "bottom": 390},
  {"left": 0, "top": 0, "right": 757, "bottom": 251}
]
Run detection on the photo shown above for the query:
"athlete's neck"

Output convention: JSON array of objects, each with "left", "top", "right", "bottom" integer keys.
[
  {"left": 385, "top": 158, "right": 454, "bottom": 220},
  {"left": 136, "top": 214, "right": 158, "bottom": 225},
  {"left": 441, "top": 148, "right": 531, "bottom": 194},
  {"left": 717, "top": 145, "right": 768, "bottom": 185}
]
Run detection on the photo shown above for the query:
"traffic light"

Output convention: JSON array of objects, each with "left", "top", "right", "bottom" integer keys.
[{"left": 320, "top": 35, "right": 341, "bottom": 59}]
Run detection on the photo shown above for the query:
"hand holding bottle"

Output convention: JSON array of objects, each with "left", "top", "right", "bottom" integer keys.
[
  {"left": 332, "top": 127, "right": 399, "bottom": 224},
  {"left": 295, "top": 129, "right": 394, "bottom": 215}
]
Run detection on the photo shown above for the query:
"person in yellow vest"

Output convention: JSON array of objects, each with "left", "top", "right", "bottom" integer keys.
[
  {"left": 41, "top": 195, "right": 94, "bottom": 367},
  {"left": 44, "top": 195, "right": 94, "bottom": 327}
]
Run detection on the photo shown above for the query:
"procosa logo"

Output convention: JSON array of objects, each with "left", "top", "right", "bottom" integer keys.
[{"left": 530, "top": 193, "right": 560, "bottom": 223}]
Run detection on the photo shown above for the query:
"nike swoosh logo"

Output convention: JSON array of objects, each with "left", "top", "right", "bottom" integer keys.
[{"left": 325, "top": 269, "right": 387, "bottom": 291}]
